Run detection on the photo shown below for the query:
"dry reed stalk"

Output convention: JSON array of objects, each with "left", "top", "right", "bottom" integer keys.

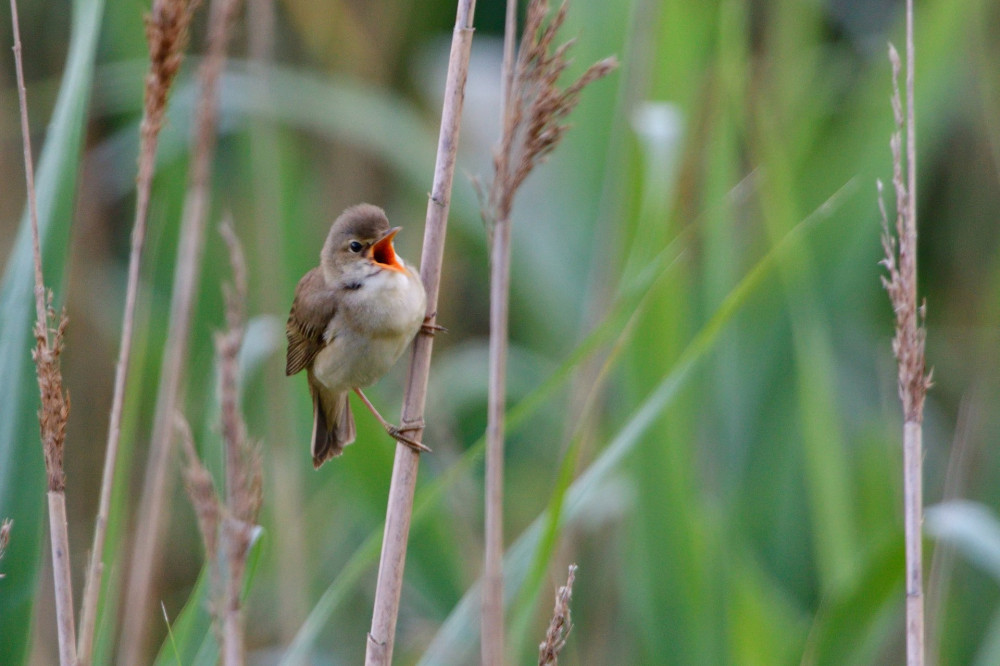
[
  {"left": 488, "top": 1, "right": 617, "bottom": 225},
  {"left": 537, "top": 564, "right": 577, "bottom": 666},
  {"left": 217, "top": 221, "right": 263, "bottom": 666},
  {"left": 176, "top": 414, "right": 221, "bottom": 572},
  {"left": 481, "top": 2, "right": 518, "bottom": 659},
  {"left": 480, "top": 2, "right": 616, "bottom": 662},
  {"left": 878, "top": 2, "right": 930, "bottom": 663},
  {"left": 76, "top": 0, "right": 201, "bottom": 661},
  {"left": 177, "top": 223, "right": 262, "bottom": 666},
  {"left": 10, "top": 0, "right": 77, "bottom": 662},
  {"left": 32, "top": 269, "right": 76, "bottom": 666},
  {"left": 363, "top": 1, "right": 477, "bottom": 663},
  {"left": 119, "top": 0, "right": 244, "bottom": 659},
  {"left": 46, "top": 487, "right": 76, "bottom": 666}
]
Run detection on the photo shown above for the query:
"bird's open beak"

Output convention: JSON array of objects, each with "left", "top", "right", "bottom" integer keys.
[{"left": 370, "top": 227, "right": 405, "bottom": 273}]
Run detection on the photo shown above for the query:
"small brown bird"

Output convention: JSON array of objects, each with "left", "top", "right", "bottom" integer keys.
[{"left": 286, "top": 204, "right": 428, "bottom": 468}]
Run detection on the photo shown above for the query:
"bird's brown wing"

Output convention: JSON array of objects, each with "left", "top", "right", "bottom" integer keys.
[{"left": 286, "top": 268, "right": 338, "bottom": 376}]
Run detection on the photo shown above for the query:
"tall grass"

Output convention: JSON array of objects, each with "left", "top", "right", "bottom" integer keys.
[
  {"left": 0, "top": 0, "right": 105, "bottom": 662},
  {"left": 2, "top": 0, "right": 1000, "bottom": 663}
]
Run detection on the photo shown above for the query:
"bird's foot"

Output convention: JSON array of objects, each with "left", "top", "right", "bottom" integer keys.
[
  {"left": 420, "top": 312, "right": 447, "bottom": 336},
  {"left": 385, "top": 419, "right": 431, "bottom": 454}
]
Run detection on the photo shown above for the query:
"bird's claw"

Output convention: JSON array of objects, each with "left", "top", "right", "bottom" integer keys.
[
  {"left": 420, "top": 312, "right": 447, "bottom": 337},
  {"left": 386, "top": 421, "right": 431, "bottom": 454}
]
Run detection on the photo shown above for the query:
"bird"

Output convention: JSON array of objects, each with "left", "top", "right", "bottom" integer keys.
[{"left": 285, "top": 204, "right": 429, "bottom": 468}]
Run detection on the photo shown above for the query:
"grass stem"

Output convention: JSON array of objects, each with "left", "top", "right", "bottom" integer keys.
[
  {"left": 482, "top": 4, "right": 517, "bottom": 662},
  {"left": 879, "top": 1, "right": 928, "bottom": 663},
  {"left": 119, "top": 0, "right": 242, "bottom": 659},
  {"left": 48, "top": 492, "right": 77, "bottom": 666},
  {"left": 11, "top": 0, "right": 77, "bottom": 662},
  {"left": 364, "top": 1, "right": 477, "bottom": 663},
  {"left": 76, "top": 1, "right": 200, "bottom": 661},
  {"left": 480, "top": 3, "right": 616, "bottom": 662}
]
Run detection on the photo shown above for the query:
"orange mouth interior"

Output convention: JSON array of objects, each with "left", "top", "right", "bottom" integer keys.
[{"left": 371, "top": 228, "right": 405, "bottom": 272}]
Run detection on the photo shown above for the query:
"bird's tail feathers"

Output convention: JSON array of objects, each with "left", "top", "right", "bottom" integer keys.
[{"left": 310, "top": 386, "right": 356, "bottom": 468}]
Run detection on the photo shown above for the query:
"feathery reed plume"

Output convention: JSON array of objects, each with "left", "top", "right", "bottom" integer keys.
[
  {"left": 10, "top": 0, "right": 77, "bottom": 662},
  {"left": 480, "top": 2, "right": 615, "bottom": 661},
  {"left": 176, "top": 414, "right": 220, "bottom": 568},
  {"left": 878, "top": 2, "right": 930, "bottom": 663},
  {"left": 175, "top": 411, "right": 225, "bottom": 647},
  {"left": 77, "top": 0, "right": 202, "bottom": 661},
  {"left": 364, "top": 1, "right": 477, "bottom": 663},
  {"left": 538, "top": 564, "right": 577, "bottom": 666},
  {"left": 34, "top": 302, "right": 71, "bottom": 494},
  {"left": 488, "top": 0, "right": 617, "bottom": 225},
  {"left": 879, "top": 35, "right": 929, "bottom": 428},
  {"left": 177, "top": 223, "right": 262, "bottom": 666},
  {"left": 0, "top": 519, "right": 11, "bottom": 578},
  {"left": 35, "top": 299, "right": 77, "bottom": 666},
  {"left": 120, "top": 0, "right": 244, "bottom": 658}
]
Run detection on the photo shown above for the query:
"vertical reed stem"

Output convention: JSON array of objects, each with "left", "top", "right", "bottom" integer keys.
[
  {"left": 903, "top": 3, "right": 923, "bottom": 664},
  {"left": 482, "top": 5, "right": 517, "bottom": 661},
  {"left": 119, "top": 0, "right": 242, "bottom": 659},
  {"left": 78, "top": 2, "right": 199, "bottom": 660},
  {"left": 881, "top": 1, "right": 925, "bottom": 663},
  {"left": 364, "top": 1, "right": 477, "bottom": 663},
  {"left": 11, "top": 1, "right": 77, "bottom": 663},
  {"left": 904, "top": 420, "right": 923, "bottom": 666},
  {"left": 48, "top": 493, "right": 78, "bottom": 666}
]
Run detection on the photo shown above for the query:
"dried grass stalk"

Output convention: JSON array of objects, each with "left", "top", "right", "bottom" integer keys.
[
  {"left": 77, "top": 1, "right": 202, "bottom": 661},
  {"left": 364, "top": 1, "right": 477, "bottom": 663},
  {"left": 481, "top": 2, "right": 615, "bottom": 662},
  {"left": 33, "top": 302, "right": 73, "bottom": 666},
  {"left": 216, "top": 222, "right": 262, "bottom": 666},
  {"left": 176, "top": 414, "right": 221, "bottom": 566},
  {"left": 879, "top": 52, "right": 930, "bottom": 426},
  {"left": 120, "top": 0, "right": 244, "bottom": 658},
  {"left": 488, "top": 0, "right": 618, "bottom": 225},
  {"left": 47, "top": 491, "right": 77, "bottom": 666},
  {"left": 878, "top": 3, "right": 930, "bottom": 663},
  {"left": 177, "top": 223, "right": 262, "bottom": 666},
  {"left": 33, "top": 304, "right": 71, "bottom": 493},
  {"left": 11, "top": 0, "right": 77, "bottom": 661},
  {"left": 538, "top": 564, "right": 577, "bottom": 666}
]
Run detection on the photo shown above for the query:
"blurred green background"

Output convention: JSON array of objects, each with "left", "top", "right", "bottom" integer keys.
[{"left": 2, "top": 0, "right": 1000, "bottom": 663}]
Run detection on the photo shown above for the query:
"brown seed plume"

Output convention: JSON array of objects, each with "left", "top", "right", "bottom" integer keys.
[
  {"left": 878, "top": 44, "right": 932, "bottom": 424},
  {"left": 32, "top": 297, "right": 71, "bottom": 493},
  {"left": 538, "top": 564, "right": 578, "bottom": 666},
  {"left": 489, "top": 0, "right": 618, "bottom": 225}
]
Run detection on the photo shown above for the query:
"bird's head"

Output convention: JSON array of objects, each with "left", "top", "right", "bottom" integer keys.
[{"left": 321, "top": 204, "right": 407, "bottom": 281}]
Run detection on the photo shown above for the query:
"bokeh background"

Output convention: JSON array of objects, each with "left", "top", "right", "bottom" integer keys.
[{"left": 2, "top": 0, "right": 1000, "bottom": 663}]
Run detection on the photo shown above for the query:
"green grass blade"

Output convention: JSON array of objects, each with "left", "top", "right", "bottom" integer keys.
[
  {"left": 0, "top": 0, "right": 106, "bottom": 662},
  {"left": 153, "top": 528, "right": 266, "bottom": 666},
  {"left": 974, "top": 609, "right": 1000, "bottom": 666},
  {"left": 152, "top": 567, "right": 212, "bottom": 666},
  {"left": 754, "top": 97, "right": 860, "bottom": 593},
  {"left": 801, "top": 534, "right": 904, "bottom": 666}
]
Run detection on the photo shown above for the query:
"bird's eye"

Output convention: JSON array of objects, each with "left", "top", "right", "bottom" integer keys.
[{"left": 349, "top": 241, "right": 363, "bottom": 253}]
